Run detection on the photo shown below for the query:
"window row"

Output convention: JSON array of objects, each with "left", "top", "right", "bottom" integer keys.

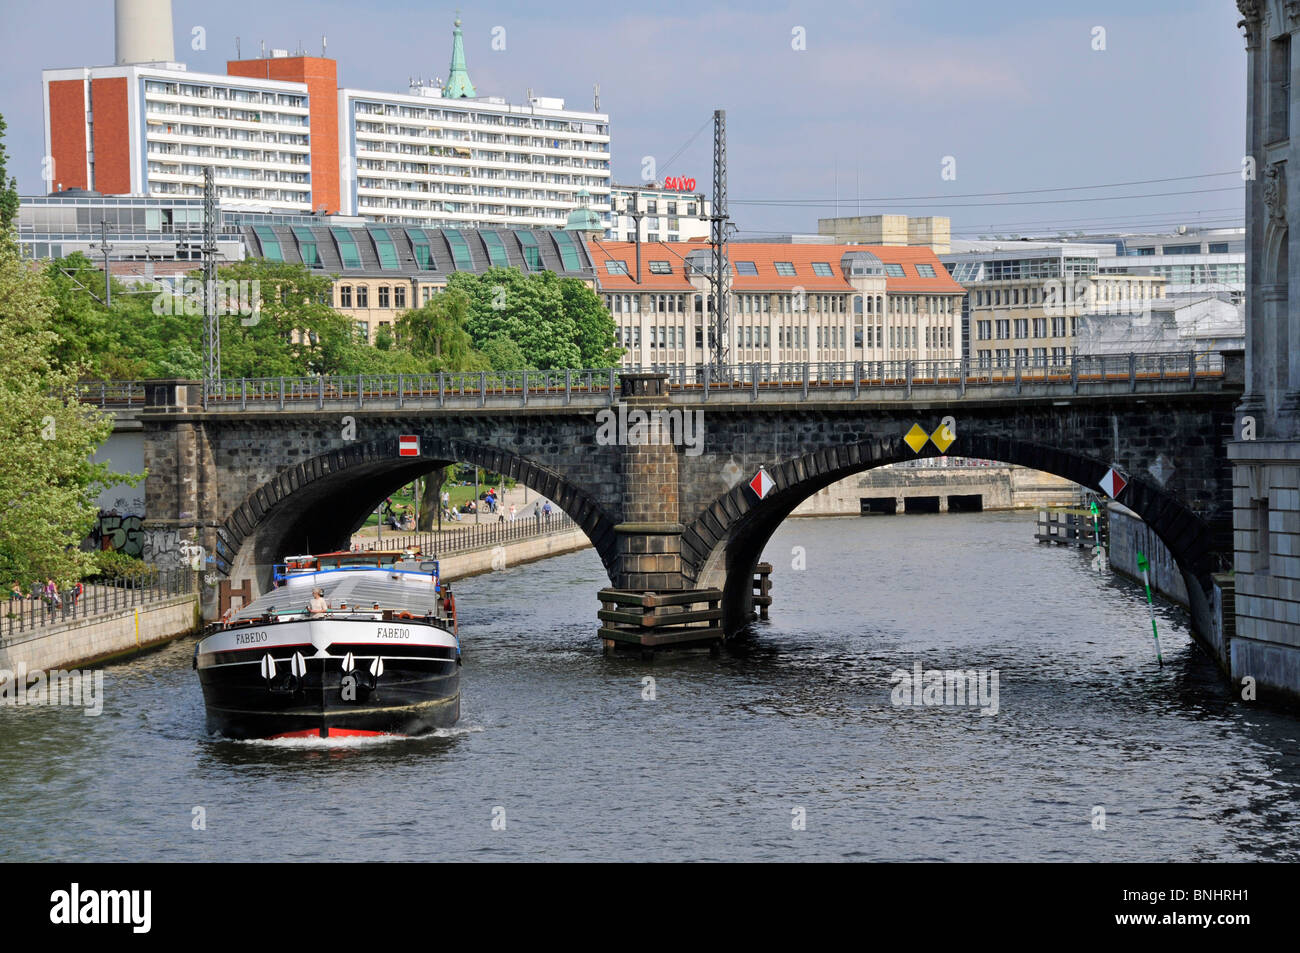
[{"left": 337, "top": 284, "right": 408, "bottom": 309}]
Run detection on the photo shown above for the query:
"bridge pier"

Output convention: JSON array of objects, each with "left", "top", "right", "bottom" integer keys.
[{"left": 601, "top": 372, "right": 726, "bottom": 653}]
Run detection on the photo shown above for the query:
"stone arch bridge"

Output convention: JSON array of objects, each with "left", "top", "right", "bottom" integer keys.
[{"left": 97, "top": 353, "right": 1240, "bottom": 659}]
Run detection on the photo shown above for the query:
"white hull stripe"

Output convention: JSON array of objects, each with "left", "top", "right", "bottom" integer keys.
[
  {"left": 201, "top": 655, "right": 453, "bottom": 670},
  {"left": 200, "top": 619, "right": 456, "bottom": 655}
]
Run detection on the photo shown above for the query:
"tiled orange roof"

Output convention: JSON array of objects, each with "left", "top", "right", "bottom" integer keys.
[
  {"left": 587, "top": 240, "right": 695, "bottom": 290},
  {"left": 586, "top": 240, "right": 964, "bottom": 295}
]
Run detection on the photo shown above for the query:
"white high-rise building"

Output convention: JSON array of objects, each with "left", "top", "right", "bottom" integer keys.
[
  {"left": 339, "top": 87, "right": 611, "bottom": 229},
  {"left": 42, "top": 11, "right": 611, "bottom": 227},
  {"left": 607, "top": 183, "right": 710, "bottom": 243}
]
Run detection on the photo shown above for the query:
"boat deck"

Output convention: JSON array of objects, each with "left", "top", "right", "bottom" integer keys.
[{"left": 232, "top": 564, "right": 447, "bottom": 623}]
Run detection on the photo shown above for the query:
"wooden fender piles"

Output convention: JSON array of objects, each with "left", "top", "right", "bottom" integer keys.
[
  {"left": 752, "top": 562, "right": 773, "bottom": 621},
  {"left": 597, "top": 588, "right": 723, "bottom": 653}
]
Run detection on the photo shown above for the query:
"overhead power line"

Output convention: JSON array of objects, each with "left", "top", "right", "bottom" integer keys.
[
  {"left": 731, "top": 169, "right": 1242, "bottom": 205},
  {"left": 731, "top": 185, "right": 1244, "bottom": 211}
]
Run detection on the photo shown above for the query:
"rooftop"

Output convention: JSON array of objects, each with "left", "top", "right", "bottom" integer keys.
[
  {"left": 244, "top": 224, "right": 594, "bottom": 277},
  {"left": 587, "top": 241, "right": 965, "bottom": 294}
]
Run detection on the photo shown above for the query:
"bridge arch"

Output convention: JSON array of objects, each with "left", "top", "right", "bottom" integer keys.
[
  {"left": 681, "top": 435, "right": 1221, "bottom": 636},
  {"left": 214, "top": 433, "right": 619, "bottom": 594}
]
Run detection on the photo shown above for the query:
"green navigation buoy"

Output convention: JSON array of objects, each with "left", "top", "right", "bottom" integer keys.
[
  {"left": 1090, "top": 500, "right": 1102, "bottom": 571},
  {"left": 1136, "top": 550, "right": 1163, "bottom": 667}
]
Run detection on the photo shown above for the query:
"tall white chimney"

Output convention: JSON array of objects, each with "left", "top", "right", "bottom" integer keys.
[{"left": 115, "top": 0, "right": 175, "bottom": 65}]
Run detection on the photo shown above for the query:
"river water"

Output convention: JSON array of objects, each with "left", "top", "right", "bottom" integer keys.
[{"left": 1, "top": 511, "right": 1297, "bottom": 862}]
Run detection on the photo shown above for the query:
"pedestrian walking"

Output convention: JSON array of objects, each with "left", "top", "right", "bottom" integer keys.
[{"left": 509, "top": 504, "right": 517, "bottom": 522}]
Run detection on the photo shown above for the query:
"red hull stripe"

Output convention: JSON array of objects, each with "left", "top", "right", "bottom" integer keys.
[{"left": 266, "top": 728, "right": 406, "bottom": 740}]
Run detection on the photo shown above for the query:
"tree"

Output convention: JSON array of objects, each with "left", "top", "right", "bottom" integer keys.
[
  {"left": 0, "top": 235, "right": 128, "bottom": 585},
  {"left": 449, "top": 267, "right": 584, "bottom": 369},
  {"left": 394, "top": 286, "right": 480, "bottom": 370},
  {"left": 42, "top": 253, "right": 164, "bottom": 379},
  {"left": 480, "top": 335, "right": 527, "bottom": 371},
  {"left": 560, "top": 276, "right": 621, "bottom": 367},
  {"left": 214, "top": 259, "right": 362, "bottom": 378},
  {"left": 0, "top": 114, "right": 19, "bottom": 234}
]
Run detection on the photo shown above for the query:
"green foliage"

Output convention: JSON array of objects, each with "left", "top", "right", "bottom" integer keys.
[
  {"left": 0, "top": 114, "right": 18, "bottom": 234},
  {"left": 87, "top": 549, "right": 156, "bottom": 581},
  {"left": 0, "top": 235, "right": 134, "bottom": 584},
  {"left": 394, "top": 287, "right": 480, "bottom": 370},
  {"left": 560, "top": 276, "right": 622, "bottom": 367},
  {"left": 36, "top": 251, "right": 620, "bottom": 383},
  {"left": 480, "top": 334, "right": 528, "bottom": 372},
  {"left": 215, "top": 259, "right": 362, "bottom": 378},
  {"left": 449, "top": 267, "right": 591, "bottom": 370}
]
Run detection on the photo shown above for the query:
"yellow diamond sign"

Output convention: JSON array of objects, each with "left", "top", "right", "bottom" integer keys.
[
  {"left": 904, "top": 423, "right": 929, "bottom": 454},
  {"left": 930, "top": 423, "right": 956, "bottom": 453}
]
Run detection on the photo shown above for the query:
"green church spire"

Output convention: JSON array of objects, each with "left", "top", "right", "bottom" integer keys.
[{"left": 442, "top": 16, "right": 476, "bottom": 99}]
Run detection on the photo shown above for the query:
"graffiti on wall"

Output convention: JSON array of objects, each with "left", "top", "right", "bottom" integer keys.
[
  {"left": 90, "top": 512, "right": 145, "bottom": 557},
  {"left": 139, "top": 528, "right": 207, "bottom": 571}
]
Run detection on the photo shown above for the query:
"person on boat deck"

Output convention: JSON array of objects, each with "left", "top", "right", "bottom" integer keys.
[{"left": 308, "top": 587, "right": 330, "bottom": 616}]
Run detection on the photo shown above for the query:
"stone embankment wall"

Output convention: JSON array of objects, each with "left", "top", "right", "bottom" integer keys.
[
  {"left": 0, "top": 595, "right": 200, "bottom": 673},
  {"left": 1107, "top": 503, "right": 1190, "bottom": 606},
  {"left": 438, "top": 527, "right": 591, "bottom": 581},
  {"left": 791, "top": 465, "right": 1078, "bottom": 516}
]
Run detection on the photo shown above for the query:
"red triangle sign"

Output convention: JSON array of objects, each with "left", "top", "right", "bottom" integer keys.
[
  {"left": 1099, "top": 467, "right": 1127, "bottom": 499},
  {"left": 749, "top": 467, "right": 775, "bottom": 500}
]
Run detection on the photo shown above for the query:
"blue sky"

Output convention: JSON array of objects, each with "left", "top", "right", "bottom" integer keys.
[{"left": 0, "top": 0, "right": 1247, "bottom": 237}]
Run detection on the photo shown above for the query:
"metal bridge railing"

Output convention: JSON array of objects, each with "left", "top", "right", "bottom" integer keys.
[
  {"left": 71, "top": 351, "right": 1225, "bottom": 409},
  {"left": 1, "top": 570, "right": 195, "bottom": 644}
]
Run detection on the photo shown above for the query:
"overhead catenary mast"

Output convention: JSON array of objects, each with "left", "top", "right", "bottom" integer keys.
[
  {"left": 709, "top": 109, "right": 730, "bottom": 374},
  {"left": 202, "top": 165, "right": 220, "bottom": 391}
]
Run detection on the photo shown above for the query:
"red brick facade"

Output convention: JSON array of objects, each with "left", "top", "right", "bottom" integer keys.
[
  {"left": 90, "top": 77, "right": 131, "bottom": 193},
  {"left": 47, "top": 79, "right": 89, "bottom": 191},
  {"left": 226, "top": 56, "right": 340, "bottom": 213}
]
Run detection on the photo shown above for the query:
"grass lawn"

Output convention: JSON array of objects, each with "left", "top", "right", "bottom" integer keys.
[{"left": 358, "top": 479, "right": 513, "bottom": 526}]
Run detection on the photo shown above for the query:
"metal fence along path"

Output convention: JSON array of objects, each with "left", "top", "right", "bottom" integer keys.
[
  {"left": 2, "top": 571, "right": 195, "bottom": 643},
  {"left": 354, "top": 512, "right": 579, "bottom": 559}
]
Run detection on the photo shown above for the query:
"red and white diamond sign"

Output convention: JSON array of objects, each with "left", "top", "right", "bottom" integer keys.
[
  {"left": 398, "top": 435, "right": 420, "bottom": 457},
  {"left": 749, "top": 467, "right": 775, "bottom": 500},
  {"left": 1099, "top": 467, "right": 1127, "bottom": 499}
]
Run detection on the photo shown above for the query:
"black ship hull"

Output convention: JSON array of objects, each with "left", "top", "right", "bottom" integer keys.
[{"left": 197, "top": 653, "right": 460, "bottom": 739}]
